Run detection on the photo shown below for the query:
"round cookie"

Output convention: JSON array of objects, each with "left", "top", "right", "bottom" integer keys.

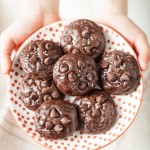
[
  {"left": 53, "top": 53, "right": 98, "bottom": 96},
  {"left": 20, "top": 40, "right": 63, "bottom": 80},
  {"left": 60, "top": 19, "right": 105, "bottom": 60},
  {"left": 34, "top": 100, "right": 78, "bottom": 139},
  {"left": 74, "top": 89, "right": 117, "bottom": 134},
  {"left": 20, "top": 76, "right": 64, "bottom": 111},
  {"left": 98, "top": 50, "right": 140, "bottom": 95}
]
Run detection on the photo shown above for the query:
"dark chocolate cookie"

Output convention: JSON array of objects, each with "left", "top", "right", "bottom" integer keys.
[
  {"left": 74, "top": 89, "right": 117, "bottom": 134},
  {"left": 34, "top": 100, "right": 78, "bottom": 139},
  {"left": 20, "top": 40, "right": 63, "bottom": 80},
  {"left": 20, "top": 76, "right": 64, "bottom": 110},
  {"left": 53, "top": 53, "right": 98, "bottom": 96},
  {"left": 98, "top": 50, "right": 140, "bottom": 95},
  {"left": 60, "top": 19, "right": 105, "bottom": 60}
]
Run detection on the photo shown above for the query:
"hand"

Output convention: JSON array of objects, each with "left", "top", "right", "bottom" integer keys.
[
  {"left": 99, "top": 15, "right": 150, "bottom": 71},
  {"left": 91, "top": 0, "right": 150, "bottom": 71},
  {"left": 0, "top": 0, "right": 60, "bottom": 74}
]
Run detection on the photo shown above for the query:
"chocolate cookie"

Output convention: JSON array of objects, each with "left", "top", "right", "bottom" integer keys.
[
  {"left": 20, "top": 76, "right": 64, "bottom": 110},
  {"left": 98, "top": 50, "right": 140, "bottom": 95},
  {"left": 60, "top": 19, "right": 105, "bottom": 60},
  {"left": 34, "top": 100, "right": 78, "bottom": 139},
  {"left": 74, "top": 89, "right": 117, "bottom": 134},
  {"left": 53, "top": 53, "right": 98, "bottom": 96},
  {"left": 20, "top": 40, "right": 63, "bottom": 80}
]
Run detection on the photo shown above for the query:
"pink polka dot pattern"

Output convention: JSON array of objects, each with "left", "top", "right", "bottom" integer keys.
[{"left": 8, "top": 20, "right": 143, "bottom": 150}]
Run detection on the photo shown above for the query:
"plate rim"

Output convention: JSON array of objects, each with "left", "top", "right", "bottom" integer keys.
[{"left": 7, "top": 20, "right": 144, "bottom": 150}]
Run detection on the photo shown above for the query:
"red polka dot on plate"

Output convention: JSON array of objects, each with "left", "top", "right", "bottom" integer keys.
[
  {"left": 107, "top": 40, "right": 110, "bottom": 43},
  {"left": 30, "top": 122, "right": 34, "bottom": 126},
  {"left": 37, "top": 35, "right": 40, "bottom": 38},
  {"left": 22, "top": 124, "right": 26, "bottom": 128},
  {"left": 18, "top": 118, "right": 21, "bottom": 121},
  {"left": 58, "top": 23, "right": 62, "bottom": 27},
  {"left": 15, "top": 64, "right": 19, "bottom": 67},
  {"left": 99, "top": 26, "right": 103, "bottom": 30},
  {"left": 9, "top": 90, "right": 13, "bottom": 94}
]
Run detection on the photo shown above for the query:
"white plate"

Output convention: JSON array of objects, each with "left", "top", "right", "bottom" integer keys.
[{"left": 8, "top": 20, "right": 143, "bottom": 150}]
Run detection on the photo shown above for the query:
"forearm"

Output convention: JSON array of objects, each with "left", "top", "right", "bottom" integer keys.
[
  {"left": 91, "top": 0, "right": 128, "bottom": 21},
  {"left": 21, "top": 0, "right": 60, "bottom": 17}
]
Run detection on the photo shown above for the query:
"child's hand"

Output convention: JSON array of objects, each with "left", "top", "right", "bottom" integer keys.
[
  {"left": 100, "top": 15, "right": 150, "bottom": 71},
  {"left": 0, "top": 0, "right": 60, "bottom": 74},
  {"left": 92, "top": 0, "right": 150, "bottom": 71}
]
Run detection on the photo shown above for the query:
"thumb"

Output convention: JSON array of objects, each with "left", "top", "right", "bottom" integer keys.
[
  {"left": 0, "top": 16, "right": 42, "bottom": 74},
  {"left": 134, "top": 32, "right": 150, "bottom": 71},
  {"left": 0, "top": 31, "right": 15, "bottom": 74}
]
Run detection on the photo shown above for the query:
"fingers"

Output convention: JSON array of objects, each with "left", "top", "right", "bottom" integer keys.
[
  {"left": 101, "top": 16, "right": 150, "bottom": 71},
  {"left": 134, "top": 32, "right": 150, "bottom": 71},
  {"left": 0, "top": 14, "right": 61, "bottom": 74},
  {"left": 0, "top": 16, "right": 42, "bottom": 74},
  {"left": 0, "top": 31, "right": 15, "bottom": 74}
]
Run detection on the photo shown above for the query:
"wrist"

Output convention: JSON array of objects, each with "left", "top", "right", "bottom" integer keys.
[
  {"left": 91, "top": 0, "right": 128, "bottom": 23},
  {"left": 93, "top": 14, "right": 127, "bottom": 26},
  {"left": 21, "top": 0, "right": 60, "bottom": 19}
]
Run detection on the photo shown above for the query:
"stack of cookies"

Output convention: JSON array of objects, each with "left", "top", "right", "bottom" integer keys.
[{"left": 20, "top": 19, "right": 140, "bottom": 139}]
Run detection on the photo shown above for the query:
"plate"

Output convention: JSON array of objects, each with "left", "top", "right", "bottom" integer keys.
[{"left": 8, "top": 20, "right": 143, "bottom": 150}]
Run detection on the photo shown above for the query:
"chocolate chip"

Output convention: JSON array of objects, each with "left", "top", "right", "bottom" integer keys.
[
  {"left": 51, "top": 90, "right": 59, "bottom": 98},
  {"left": 100, "top": 60, "right": 109, "bottom": 69},
  {"left": 81, "top": 104, "right": 89, "bottom": 112},
  {"left": 30, "top": 55, "right": 37, "bottom": 64},
  {"left": 23, "top": 91, "right": 30, "bottom": 97},
  {"left": 120, "top": 73, "right": 130, "bottom": 81},
  {"left": 54, "top": 124, "right": 63, "bottom": 132},
  {"left": 86, "top": 109, "right": 92, "bottom": 115},
  {"left": 96, "top": 95, "right": 102, "bottom": 103},
  {"left": 68, "top": 72, "right": 77, "bottom": 82},
  {"left": 87, "top": 36, "right": 94, "bottom": 45},
  {"left": 92, "top": 109, "right": 101, "bottom": 118},
  {"left": 117, "top": 69, "right": 123, "bottom": 76},
  {"left": 39, "top": 119, "right": 46, "bottom": 126},
  {"left": 60, "top": 63, "right": 69, "bottom": 73},
  {"left": 44, "top": 94, "right": 52, "bottom": 101},
  {"left": 79, "top": 82, "right": 87, "bottom": 90},
  {"left": 44, "top": 57, "right": 53, "bottom": 65},
  {"left": 92, "top": 48, "right": 98, "bottom": 53},
  {"left": 29, "top": 92, "right": 38, "bottom": 100},
  {"left": 114, "top": 58, "right": 122, "bottom": 68},
  {"left": 41, "top": 80, "right": 51, "bottom": 87},
  {"left": 61, "top": 116, "right": 71, "bottom": 125},
  {"left": 72, "top": 48, "right": 80, "bottom": 54},
  {"left": 27, "top": 79, "right": 34, "bottom": 86},
  {"left": 77, "top": 60, "right": 86, "bottom": 68},
  {"left": 84, "top": 47, "right": 91, "bottom": 53},
  {"left": 50, "top": 108, "right": 60, "bottom": 118},
  {"left": 64, "top": 36, "right": 72, "bottom": 44},
  {"left": 107, "top": 73, "right": 117, "bottom": 82},
  {"left": 81, "top": 30, "right": 90, "bottom": 39},
  {"left": 86, "top": 72, "right": 94, "bottom": 81},
  {"left": 29, "top": 44, "right": 38, "bottom": 51},
  {"left": 45, "top": 122, "right": 54, "bottom": 130},
  {"left": 42, "top": 87, "right": 49, "bottom": 94},
  {"left": 40, "top": 114, "right": 47, "bottom": 121},
  {"left": 45, "top": 42, "right": 53, "bottom": 50},
  {"left": 36, "top": 62, "right": 43, "bottom": 70},
  {"left": 52, "top": 117, "right": 61, "bottom": 125},
  {"left": 82, "top": 39, "right": 88, "bottom": 46},
  {"left": 95, "top": 103, "right": 103, "bottom": 109}
]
